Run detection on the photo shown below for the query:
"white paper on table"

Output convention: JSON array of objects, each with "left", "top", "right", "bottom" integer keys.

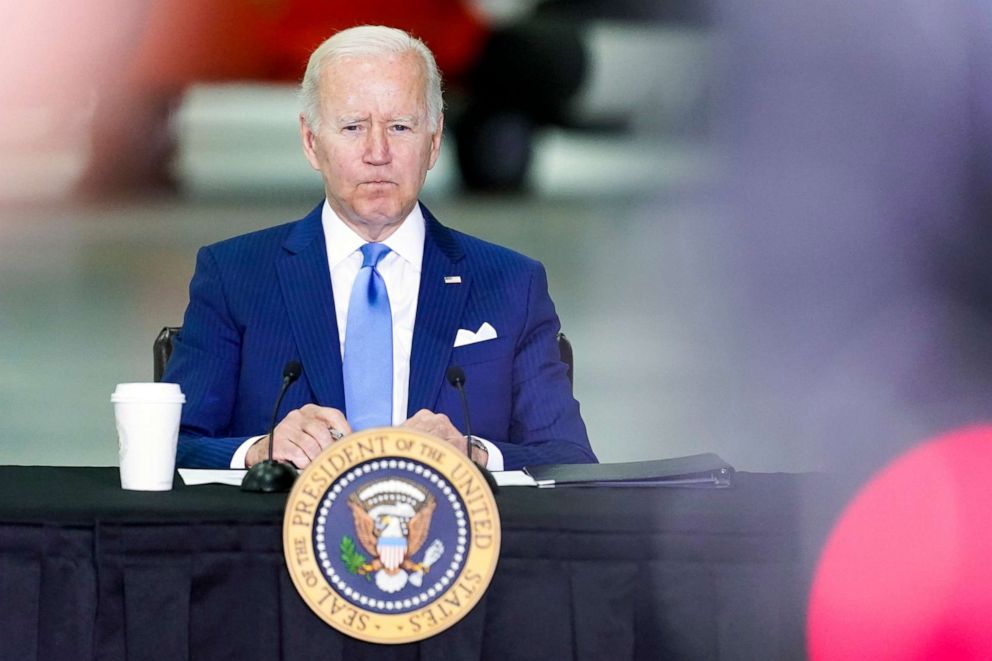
[
  {"left": 493, "top": 470, "right": 537, "bottom": 487},
  {"left": 178, "top": 468, "right": 247, "bottom": 486}
]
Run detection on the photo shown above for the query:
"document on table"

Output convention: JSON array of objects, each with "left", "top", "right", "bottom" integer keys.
[
  {"left": 178, "top": 469, "right": 246, "bottom": 486},
  {"left": 522, "top": 454, "right": 735, "bottom": 488},
  {"left": 493, "top": 470, "right": 537, "bottom": 487}
]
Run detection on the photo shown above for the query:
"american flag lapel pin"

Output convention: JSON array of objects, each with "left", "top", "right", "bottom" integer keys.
[{"left": 444, "top": 276, "right": 462, "bottom": 284}]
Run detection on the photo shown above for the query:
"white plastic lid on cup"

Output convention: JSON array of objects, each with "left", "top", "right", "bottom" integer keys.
[{"left": 111, "top": 382, "right": 186, "bottom": 403}]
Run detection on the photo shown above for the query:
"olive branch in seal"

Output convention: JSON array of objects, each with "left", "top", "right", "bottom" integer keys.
[{"left": 340, "top": 535, "right": 371, "bottom": 580}]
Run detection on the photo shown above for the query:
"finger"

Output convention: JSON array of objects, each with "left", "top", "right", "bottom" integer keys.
[
  {"left": 271, "top": 422, "right": 322, "bottom": 466},
  {"left": 424, "top": 412, "right": 457, "bottom": 438},
  {"left": 270, "top": 435, "right": 311, "bottom": 468},
  {"left": 403, "top": 411, "right": 461, "bottom": 442},
  {"left": 301, "top": 404, "right": 352, "bottom": 436},
  {"left": 400, "top": 412, "right": 431, "bottom": 433},
  {"left": 402, "top": 409, "right": 432, "bottom": 425},
  {"left": 402, "top": 409, "right": 438, "bottom": 429},
  {"left": 300, "top": 417, "right": 337, "bottom": 451},
  {"left": 287, "top": 425, "right": 326, "bottom": 459},
  {"left": 440, "top": 434, "right": 469, "bottom": 455},
  {"left": 441, "top": 426, "right": 467, "bottom": 446},
  {"left": 439, "top": 415, "right": 458, "bottom": 434}
]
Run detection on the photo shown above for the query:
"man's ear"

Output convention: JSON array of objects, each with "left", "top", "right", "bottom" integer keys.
[
  {"left": 300, "top": 114, "right": 320, "bottom": 171},
  {"left": 428, "top": 113, "right": 444, "bottom": 170}
]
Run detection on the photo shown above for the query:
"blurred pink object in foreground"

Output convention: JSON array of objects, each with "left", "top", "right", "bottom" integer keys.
[{"left": 809, "top": 426, "right": 992, "bottom": 660}]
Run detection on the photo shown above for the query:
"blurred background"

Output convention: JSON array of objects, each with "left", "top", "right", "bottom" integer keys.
[{"left": 2, "top": 0, "right": 990, "bottom": 485}]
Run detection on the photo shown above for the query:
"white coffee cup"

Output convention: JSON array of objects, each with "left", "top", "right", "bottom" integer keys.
[{"left": 111, "top": 382, "right": 186, "bottom": 491}]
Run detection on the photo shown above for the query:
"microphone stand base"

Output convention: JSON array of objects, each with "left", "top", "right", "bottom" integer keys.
[{"left": 241, "top": 460, "right": 298, "bottom": 493}]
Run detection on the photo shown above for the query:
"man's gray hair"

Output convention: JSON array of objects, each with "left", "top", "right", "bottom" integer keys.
[{"left": 300, "top": 25, "right": 444, "bottom": 134}]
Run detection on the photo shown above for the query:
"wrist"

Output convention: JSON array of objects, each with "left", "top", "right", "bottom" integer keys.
[
  {"left": 468, "top": 436, "right": 488, "bottom": 467},
  {"left": 245, "top": 437, "right": 267, "bottom": 468}
]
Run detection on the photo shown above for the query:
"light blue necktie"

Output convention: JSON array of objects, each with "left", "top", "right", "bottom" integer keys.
[{"left": 343, "top": 243, "right": 393, "bottom": 430}]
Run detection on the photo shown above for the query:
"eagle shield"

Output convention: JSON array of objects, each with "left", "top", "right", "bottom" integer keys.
[{"left": 347, "top": 478, "right": 439, "bottom": 593}]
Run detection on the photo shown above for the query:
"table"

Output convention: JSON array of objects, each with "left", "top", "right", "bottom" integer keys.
[{"left": 0, "top": 466, "right": 850, "bottom": 660}]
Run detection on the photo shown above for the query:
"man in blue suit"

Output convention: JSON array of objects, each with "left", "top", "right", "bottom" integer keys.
[{"left": 164, "top": 25, "right": 596, "bottom": 472}]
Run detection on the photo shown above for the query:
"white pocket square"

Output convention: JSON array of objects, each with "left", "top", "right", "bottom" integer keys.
[{"left": 453, "top": 322, "right": 498, "bottom": 347}]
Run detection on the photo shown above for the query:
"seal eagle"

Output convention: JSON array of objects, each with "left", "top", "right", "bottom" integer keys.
[{"left": 348, "top": 485, "right": 437, "bottom": 580}]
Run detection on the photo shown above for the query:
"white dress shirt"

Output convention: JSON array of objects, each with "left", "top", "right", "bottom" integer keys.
[
  {"left": 324, "top": 200, "right": 424, "bottom": 425},
  {"left": 232, "top": 201, "right": 502, "bottom": 470}
]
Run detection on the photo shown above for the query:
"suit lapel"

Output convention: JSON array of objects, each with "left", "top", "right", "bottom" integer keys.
[
  {"left": 408, "top": 206, "right": 469, "bottom": 415},
  {"left": 276, "top": 205, "right": 346, "bottom": 409}
]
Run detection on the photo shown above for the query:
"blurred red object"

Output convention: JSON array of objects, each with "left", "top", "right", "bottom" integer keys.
[
  {"left": 808, "top": 426, "right": 992, "bottom": 660},
  {"left": 119, "top": 0, "right": 489, "bottom": 91},
  {"left": 52, "top": 1, "right": 585, "bottom": 194}
]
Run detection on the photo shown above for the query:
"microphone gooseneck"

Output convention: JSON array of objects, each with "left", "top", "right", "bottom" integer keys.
[
  {"left": 445, "top": 366, "right": 472, "bottom": 456},
  {"left": 269, "top": 361, "right": 302, "bottom": 463},
  {"left": 446, "top": 365, "right": 498, "bottom": 494},
  {"left": 241, "top": 360, "right": 302, "bottom": 493}
]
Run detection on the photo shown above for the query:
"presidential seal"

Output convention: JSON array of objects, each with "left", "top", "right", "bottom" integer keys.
[{"left": 283, "top": 428, "right": 501, "bottom": 644}]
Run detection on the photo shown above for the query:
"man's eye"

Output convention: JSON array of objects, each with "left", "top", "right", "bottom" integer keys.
[
  {"left": 343, "top": 125, "right": 361, "bottom": 132},
  {"left": 392, "top": 125, "right": 410, "bottom": 132}
]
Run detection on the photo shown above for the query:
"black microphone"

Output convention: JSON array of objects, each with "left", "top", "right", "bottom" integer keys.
[
  {"left": 270, "top": 361, "right": 302, "bottom": 458},
  {"left": 446, "top": 365, "right": 498, "bottom": 494},
  {"left": 241, "top": 360, "right": 302, "bottom": 493}
]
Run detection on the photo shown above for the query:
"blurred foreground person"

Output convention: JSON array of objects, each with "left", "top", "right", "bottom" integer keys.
[{"left": 162, "top": 26, "right": 596, "bottom": 471}]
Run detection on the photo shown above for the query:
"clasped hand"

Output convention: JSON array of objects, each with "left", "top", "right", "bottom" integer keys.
[{"left": 245, "top": 405, "right": 487, "bottom": 468}]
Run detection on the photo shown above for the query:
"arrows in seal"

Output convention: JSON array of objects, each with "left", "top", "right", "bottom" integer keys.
[{"left": 409, "top": 539, "right": 445, "bottom": 587}]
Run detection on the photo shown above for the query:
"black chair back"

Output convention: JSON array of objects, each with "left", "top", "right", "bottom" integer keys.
[
  {"left": 153, "top": 327, "right": 181, "bottom": 382},
  {"left": 155, "top": 327, "right": 575, "bottom": 388}
]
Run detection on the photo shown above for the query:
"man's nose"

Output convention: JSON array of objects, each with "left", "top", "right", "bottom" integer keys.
[{"left": 364, "top": 127, "right": 390, "bottom": 165}]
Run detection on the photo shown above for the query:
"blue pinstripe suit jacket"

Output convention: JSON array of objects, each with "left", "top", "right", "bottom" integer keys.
[{"left": 163, "top": 202, "right": 596, "bottom": 470}]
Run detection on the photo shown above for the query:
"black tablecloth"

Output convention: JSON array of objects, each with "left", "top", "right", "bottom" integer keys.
[{"left": 0, "top": 466, "right": 850, "bottom": 660}]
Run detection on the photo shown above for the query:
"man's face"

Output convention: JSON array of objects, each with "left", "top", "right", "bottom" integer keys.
[{"left": 300, "top": 52, "right": 442, "bottom": 241}]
